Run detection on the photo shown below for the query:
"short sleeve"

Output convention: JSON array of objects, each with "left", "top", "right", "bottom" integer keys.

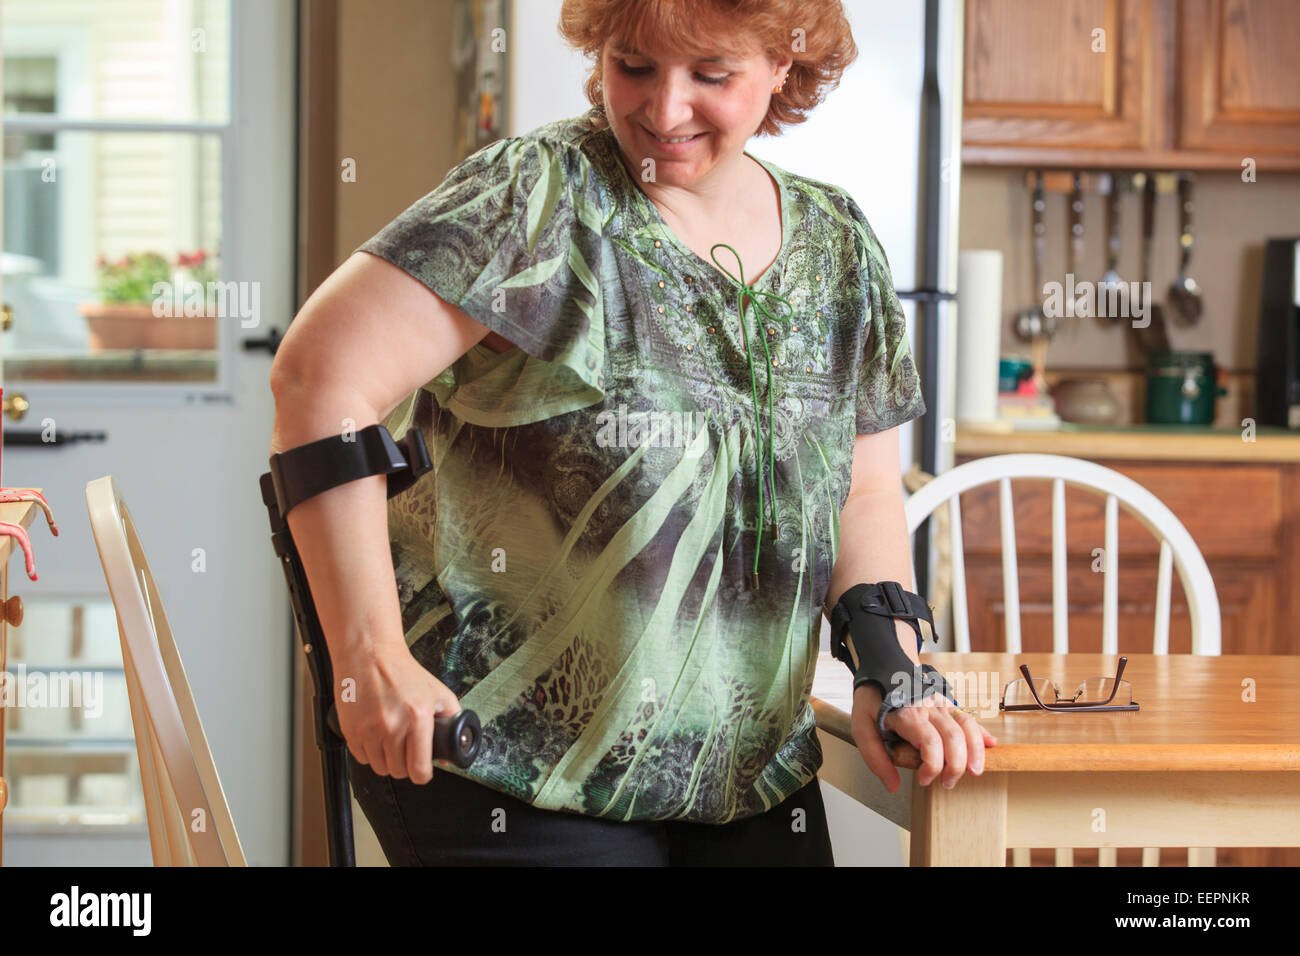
[
  {"left": 843, "top": 198, "right": 927, "bottom": 435},
  {"left": 353, "top": 135, "right": 608, "bottom": 428}
]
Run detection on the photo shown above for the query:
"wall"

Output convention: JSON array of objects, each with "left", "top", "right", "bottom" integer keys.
[
  {"left": 509, "top": 0, "right": 592, "bottom": 133},
  {"left": 960, "top": 166, "right": 1300, "bottom": 378},
  {"left": 333, "top": 0, "right": 459, "bottom": 264}
]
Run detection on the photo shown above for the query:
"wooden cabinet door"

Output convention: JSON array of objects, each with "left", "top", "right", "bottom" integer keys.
[
  {"left": 963, "top": 0, "right": 1159, "bottom": 152},
  {"left": 1179, "top": 0, "right": 1300, "bottom": 158}
]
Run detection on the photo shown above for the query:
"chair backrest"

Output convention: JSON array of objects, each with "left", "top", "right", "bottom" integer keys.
[
  {"left": 904, "top": 453, "right": 1221, "bottom": 656},
  {"left": 85, "top": 475, "right": 245, "bottom": 866}
]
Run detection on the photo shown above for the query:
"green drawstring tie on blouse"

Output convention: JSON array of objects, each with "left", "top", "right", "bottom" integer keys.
[{"left": 708, "top": 242, "right": 795, "bottom": 591}]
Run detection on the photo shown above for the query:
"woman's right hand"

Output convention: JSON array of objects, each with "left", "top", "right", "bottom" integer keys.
[{"left": 333, "top": 640, "right": 461, "bottom": 785}]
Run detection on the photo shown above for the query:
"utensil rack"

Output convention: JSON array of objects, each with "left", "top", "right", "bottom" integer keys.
[{"left": 1023, "top": 170, "right": 1186, "bottom": 195}]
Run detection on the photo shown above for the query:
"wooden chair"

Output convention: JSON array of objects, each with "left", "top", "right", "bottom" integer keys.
[
  {"left": 85, "top": 475, "right": 246, "bottom": 866},
  {"left": 903, "top": 453, "right": 1221, "bottom": 867}
]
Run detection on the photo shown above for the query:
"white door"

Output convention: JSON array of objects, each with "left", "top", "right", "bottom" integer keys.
[{"left": 0, "top": 0, "right": 293, "bottom": 865}]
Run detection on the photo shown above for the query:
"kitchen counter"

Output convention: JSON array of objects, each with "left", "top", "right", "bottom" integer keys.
[{"left": 955, "top": 423, "right": 1300, "bottom": 463}]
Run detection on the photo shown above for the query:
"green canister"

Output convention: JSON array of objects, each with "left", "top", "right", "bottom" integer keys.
[{"left": 1145, "top": 351, "right": 1226, "bottom": 424}]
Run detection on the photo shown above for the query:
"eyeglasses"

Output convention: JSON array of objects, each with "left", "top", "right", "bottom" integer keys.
[{"left": 1000, "top": 656, "right": 1140, "bottom": 712}]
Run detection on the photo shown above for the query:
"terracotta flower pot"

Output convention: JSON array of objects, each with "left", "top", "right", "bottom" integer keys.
[{"left": 78, "top": 302, "right": 218, "bottom": 351}]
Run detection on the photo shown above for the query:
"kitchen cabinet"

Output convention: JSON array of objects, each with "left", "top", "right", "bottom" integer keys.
[
  {"left": 963, "top": 0, "right": 1300, "bottom": 171},
  {"left": 950, "top": 427, "right": 1300, "bottom": 865},
  {"left": 1179, "top": 0, "right": 1300, "bottom": 157}
]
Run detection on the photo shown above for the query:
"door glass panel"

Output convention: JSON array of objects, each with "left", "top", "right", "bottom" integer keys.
[
  {"left": 3, "top": 0, "right": 232, "bottom": 387},
  {"left": 3, "top": 0, "right": 230, "bottom": 125},
  {"left": 3, "top": 130, "right": 224, "bottom": 383},
  {"left": 3, "top": 597, "right": 145, "bottom": 828}
]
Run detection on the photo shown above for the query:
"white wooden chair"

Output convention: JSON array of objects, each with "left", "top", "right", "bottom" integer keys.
[
  {"left": 903, "top": 453, "right": 1221, "bottom": 867},
  {"left": 85, "top": 475, "right": 246, "bottom": 866}
]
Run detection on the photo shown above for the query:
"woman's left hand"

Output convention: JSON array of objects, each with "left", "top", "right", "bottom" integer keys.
[{"left": 850, "top": 685, "right": 997, "bottom": 794}]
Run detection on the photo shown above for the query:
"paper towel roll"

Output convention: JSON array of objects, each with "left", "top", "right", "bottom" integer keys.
[{"left": 956, "top": 250, "right": 1004, "bottom": 426}]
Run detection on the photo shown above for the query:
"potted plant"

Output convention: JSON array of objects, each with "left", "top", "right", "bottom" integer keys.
[{"left": 78, "top": 250, "right": 220, "bottom": 351}]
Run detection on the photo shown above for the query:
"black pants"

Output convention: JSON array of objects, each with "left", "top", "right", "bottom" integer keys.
[{"left": 347, "top": 753, "right": 836, "bottom": 866}]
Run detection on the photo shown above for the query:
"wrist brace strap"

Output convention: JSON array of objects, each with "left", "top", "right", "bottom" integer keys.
[{"left": 831, "top": 581, "right": 932, "bottom": 660}]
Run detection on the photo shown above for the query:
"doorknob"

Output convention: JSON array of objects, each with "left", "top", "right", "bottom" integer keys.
[
  {"left": 243, "top": 325, "right": 283, "bottom": 355},
  {"left": 3, "top": 594, "right": 22, "bottom": 627},
  {"left": 3, "top": 392, "right": 29, "bottom": 422},
  {"left": 2, "top": 304, "right": 13, "bottom": 332}
]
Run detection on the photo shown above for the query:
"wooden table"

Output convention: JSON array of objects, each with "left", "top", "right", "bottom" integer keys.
[
  {"left": 0, "top": 497, "right": 42, "bottom": 867},
  {"left": 811, "top": 651, "right": 1300, "bottom": 866}
]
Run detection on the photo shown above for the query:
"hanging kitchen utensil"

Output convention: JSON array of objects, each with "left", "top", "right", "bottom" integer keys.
[
  {"left": 1168, "top": 172, "right": 1203, "bottom": 325},
  {"left": 1015, "top": 170, "right": 1058, "bottom": 341},
  {"left": 1066, "top": 170, "right": 1086, "bottom": 329},
  {"left": 1132, "top": 172, "right": 1171, "bottom": 356},
  {"left": 1054, "top": 172, "right": 1121, "bottom": 423},
  {"left": 1068, "top": 171, "right": 1085, "bottom": 280},
  {"left": 1098, "top": 171, "right": 1124, "bottom": 325}
]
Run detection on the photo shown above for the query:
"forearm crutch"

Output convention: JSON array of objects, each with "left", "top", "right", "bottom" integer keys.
[{"left": 260, "top": 423, "right": 481, "bottom": 866}]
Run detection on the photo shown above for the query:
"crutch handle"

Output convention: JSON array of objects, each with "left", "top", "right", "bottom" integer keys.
[{"left": 325, "top": 705, "right": 481, "bottom": 769}]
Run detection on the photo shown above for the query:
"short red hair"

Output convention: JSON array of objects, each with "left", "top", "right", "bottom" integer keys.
[{"left": 558, "top": 0, "right": 858, "bottom": 136}]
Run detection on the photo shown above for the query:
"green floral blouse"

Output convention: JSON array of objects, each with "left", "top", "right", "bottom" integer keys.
[{"left": 354, "top": 107, "right": 926, "bottom": 824}]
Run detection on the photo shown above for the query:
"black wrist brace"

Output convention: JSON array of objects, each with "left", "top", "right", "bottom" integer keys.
[{"left": 829, "top": 582, "right": 959, "bottom": 741}]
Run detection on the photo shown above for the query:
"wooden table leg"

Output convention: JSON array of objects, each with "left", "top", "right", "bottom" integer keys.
[{"left": 910, "top": 770, "right": 1008, "bottom": 866}]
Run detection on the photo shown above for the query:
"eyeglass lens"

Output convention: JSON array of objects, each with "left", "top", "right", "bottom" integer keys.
[{"left": 1003, "top": 677, "right": 1133, "bottom": 708}]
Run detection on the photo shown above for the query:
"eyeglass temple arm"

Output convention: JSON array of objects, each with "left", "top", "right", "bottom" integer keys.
[
  {"left": 1018, "top": 663, "right": 1052, "bottom": 708},
  {"left": 1101, "top": 656, "right": 1128, "bottom": 704}
]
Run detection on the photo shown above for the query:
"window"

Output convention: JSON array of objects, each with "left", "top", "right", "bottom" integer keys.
[{"left": 3, "top": 0, "right": 231, "bottom": 385}]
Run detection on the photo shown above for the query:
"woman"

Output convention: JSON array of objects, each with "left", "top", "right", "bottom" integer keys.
[{"left": 269, "top": 0, "right": 995, "bottom": 867}]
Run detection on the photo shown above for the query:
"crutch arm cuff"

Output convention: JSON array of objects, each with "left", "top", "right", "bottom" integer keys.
[{"left": 267, "top": 423, "right": 431, "bottom": 520}]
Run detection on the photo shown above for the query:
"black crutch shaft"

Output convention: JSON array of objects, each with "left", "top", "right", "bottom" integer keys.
[{"left": 259, "top": 426, "right": 481, "bottom": 866}]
